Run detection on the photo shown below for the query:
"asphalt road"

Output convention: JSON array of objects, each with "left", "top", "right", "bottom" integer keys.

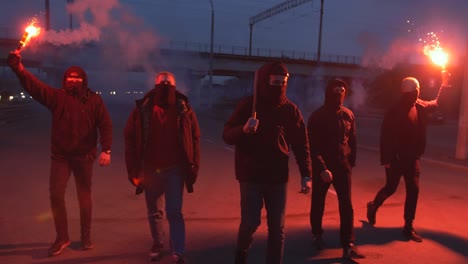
[{"left": 0, "top": 100, "right": 467, "bottom": 264}]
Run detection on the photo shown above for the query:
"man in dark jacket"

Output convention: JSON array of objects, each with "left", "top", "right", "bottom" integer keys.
[
  {"left": 6, "top": 51, "right": 113, "bottom": 256},
  {"left": 307, "top": 79, "right": 364, "bottom": 259},
  {"left": 124, "top": 71, "right": 200, "bottom": 263},
  {"left": 367, "top": 73, "right": 449, "bottom": 242},
  {"left": 223, "top": 61, "right": 312, "bottom": 264}
]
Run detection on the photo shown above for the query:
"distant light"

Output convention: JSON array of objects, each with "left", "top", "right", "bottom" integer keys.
[
  {"left": 20, "top": 92, "right": 24, "bottom": 95},
  {"left": 9, "top": 96, "right": 14, "bottom": 101},
  {"left": 21, "top": 95, "right": 26, "bottom": 98}
]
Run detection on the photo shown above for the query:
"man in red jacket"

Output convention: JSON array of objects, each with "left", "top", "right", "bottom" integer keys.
[
  {"left": 124, "top": 71, "right": 200, "bottom": 263},
  {"left": 7, "top": 51, "right": 113, "bottom": 256}
]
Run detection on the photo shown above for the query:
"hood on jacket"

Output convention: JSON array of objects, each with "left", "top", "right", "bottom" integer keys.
[
  {"left": 62, "top": 66, "right": 88, "bottom": 96},
  {"left": 137, "top": 88, "right": 191, "bottom": 114},
  {"left": 256, "top": 61, "right": 289, "bottom": 106},
  {"left": 324, "top": 78, "right": 347, "bottom": 109},
  {"left": 154, "top": 71, "right": 177, "bottom": 108}
]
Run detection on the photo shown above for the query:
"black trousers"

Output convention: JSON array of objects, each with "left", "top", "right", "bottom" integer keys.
[
  {"left": 373, "top": 159, "right": 420, "bottom": 224},
  {"left": 50, "top": 155, "right": 94, "bottom": 241},
  {"left": 310, "top": 166, "right": 354, "bottom": 247}
]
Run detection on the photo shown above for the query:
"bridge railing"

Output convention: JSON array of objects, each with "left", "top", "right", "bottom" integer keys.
[{"left": 165, "top": 40, "right": 361, "bottom": 65}]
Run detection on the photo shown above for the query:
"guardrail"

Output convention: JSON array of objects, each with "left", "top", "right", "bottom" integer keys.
[
  {"left": 0, "top": 101, "right": 36, "bottom": 127},
  {"left": 165, "top": 40, "right": 361, "bottom": 65},
  {"left": 0, "top": 26, "right": 361, "bottom": 65}
]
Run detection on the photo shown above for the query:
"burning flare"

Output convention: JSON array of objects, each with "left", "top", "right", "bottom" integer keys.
[
  {"left": 424, "top": 45, "right": 448, "bottom": 69},
  {"left": 17, "top": 20, "right": 41, "bottom": 51},
  {"left": 420, "top": 31, "right": 448, "bottom": 69}
]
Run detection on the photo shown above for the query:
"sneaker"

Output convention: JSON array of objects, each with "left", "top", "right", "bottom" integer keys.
[
  {"left": 149, "top": 244, "right": 162, "bottom": 261},
  {"left": 402, "top": 227, "right": 423, "bottom": 242},
  {"left": 48, "top": 240, "right": 71, "bottom": 256},
  {"left": 81, "top": 238, "right": 95, "bottom": 250},
  {"left": 367, "top": 201, "right": 377, "bottom": 226},
  {"left": 171, "top": 253, "right": 185, "bottom": 263},
  {"left": 342, "top": 243, "right": 365, "bottom": 259},
  {"left": 312, "top": 235, "right": 325, "bottom": 250}
]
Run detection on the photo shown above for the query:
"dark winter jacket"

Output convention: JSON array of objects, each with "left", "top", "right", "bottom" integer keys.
[
  {"left": 223, "top": 96, "right": 312, "bottom": 183},
  {"left": 307, "top": 105, "right": 357, "bottom": 174},
  {"left": 124, "top": 89, "right": 200, "bottom": 190},
  {"left": 13, "top": 68, "right": 112, "bottom": 159},
  {"left": 380, "top": 98, "right": 437, "bottom": 164}
]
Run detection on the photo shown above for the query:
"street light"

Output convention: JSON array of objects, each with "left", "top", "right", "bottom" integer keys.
[
  {"left": 67, "top": 0, "right": 74, "bottom": 30},
  {"left": 208, "top": 0, "right": 214, "bottom": 108}
]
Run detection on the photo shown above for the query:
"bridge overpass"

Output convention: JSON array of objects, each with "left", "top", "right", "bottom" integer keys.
[
  {"left": 1, "top": 38, "right": 371, "bottom": 109},
  {"left": 0, "top": 38, "right": 367, "bottom": 79}
]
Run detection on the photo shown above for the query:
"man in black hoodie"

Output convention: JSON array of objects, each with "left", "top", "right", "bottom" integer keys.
[
  {"left": 307, "top": 79, "right": 364, "bottom": 259},
  {"left": 223, "top": 61, "right": 312, "bottom": 264},
  {"left": 366, "top": 72, "right": 449, "bottom": 242},
  {"left": 6, "top": 51, "right": 113, "bottom": 256}
]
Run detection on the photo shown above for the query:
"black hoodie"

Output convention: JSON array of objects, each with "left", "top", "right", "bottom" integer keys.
[
  {"left": 307, "top": 79, "right": 356, "bottom": 173},
  {"left": 223, "top": 62, "right": 312, "bottom": 183}
]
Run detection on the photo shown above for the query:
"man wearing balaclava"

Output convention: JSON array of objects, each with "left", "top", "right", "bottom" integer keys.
[
  {"left": 223, "top": 61, "right": 312, "bottom": 264},
  {"left": 6, "top": 51, "right": 112, "bottom": 256},
  {"left": 367, "top": 72, "right": 450, "bottom": 242},
  {"left": 124, "top": 71, "right": 200, "bottom": 263},
  {"left": 307, "top": 79, "right": 365, "bottom": 259}
]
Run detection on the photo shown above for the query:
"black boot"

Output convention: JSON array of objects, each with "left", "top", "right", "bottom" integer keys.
[
  {"left": 367, "top": 201, "right": 377, "bottom": 226},
  {"left": 402, "top": 222, "right": 423, "bottom": 242},
  {"left": 343, "top": 243, "right": 365, "bottom": 259},
  {"left": 235, "top": 250, "right": 247, "bottom": 264}
]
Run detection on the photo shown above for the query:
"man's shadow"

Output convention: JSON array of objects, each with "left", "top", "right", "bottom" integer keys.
[{"left": 286, "top": 220, "right": 468, "bottom": 263}]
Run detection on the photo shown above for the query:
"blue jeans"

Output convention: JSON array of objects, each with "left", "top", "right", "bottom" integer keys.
[
  {"left": 237, "top": 182, "right": 287, "bottom": 264},
  {"left": 144, "top": 166, "right": 185, "bottom": 255}
]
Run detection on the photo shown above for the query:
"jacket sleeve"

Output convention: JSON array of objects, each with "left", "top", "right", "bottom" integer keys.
[
  {"left": 222, "top": 98, "right": 250, "bottom": 145},
  {"left": 307, "top": 112, "right": 328, "bottom": 173},
  {"left": 124, "top": 109, "right": 138, "bottom": 174},
  {"left": 190, "top": 110, "right": 201, "bottom": 169},
  {"left": 348, "top": 113, "right": 357, "bottom": 167},
  {"left": 380, "top": 111, "right": 395, "bottom": 165},
  {"left": 15, "top": 68, "right": 58, "bottom": 110},
  {"left": 95, "top": 96, "right": 113, "bottom": 152},
  {"left": 289, "top": 107, "right": 312, "bottom": 179}
]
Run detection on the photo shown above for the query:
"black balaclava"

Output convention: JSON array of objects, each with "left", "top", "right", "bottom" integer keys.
[
  {"left": 257, "top": 61, "right": 289, "bottom": 106},
  {"left": 62, "top": 66, "right": 87, "bottom": 97},
  {"left": 324, "top": 78, "right": 347, "bottom": 109},
  {"left": 154, "top": 71, "right": 176, "bottom": 109},
  {"left": 399, "top": 77, "right": 420, "bottom": 110}
]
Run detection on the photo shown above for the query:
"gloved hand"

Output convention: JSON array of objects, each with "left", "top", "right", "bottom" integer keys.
[
  {"left": 98, "top": 152, "right": 111, "bottom": 166},
  {"left": 185, "top": 164, "right": 198, "bottom": 185},
  {"left": 7, "top": 51, "right": 24, "bottom": 73},
  {"left": 184, "top": 164, "right": 198, "bottom": 193},
  {"left": 300, "top": 177, "right": 312, "bottom": 194},
  {"left": 320, "top": 169, "right": 333, "bottom": 183},
  {"left": 128, "top": 168, "right": 144, "bottom": 186},
  {"left": 441, "top": 70, "right": 451, "bottom": 87},
  {"left": 243, "top": 117, "right": 259, "bottom": 134}
]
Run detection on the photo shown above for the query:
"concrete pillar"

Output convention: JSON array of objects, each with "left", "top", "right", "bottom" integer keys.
[{"left": 455, "top": 38, "right": 468, "bottom": 160}]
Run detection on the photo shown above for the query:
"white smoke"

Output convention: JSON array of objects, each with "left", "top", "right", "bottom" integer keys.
[{"left": 42, "top": 22, "right": 101, "bottom": 45}]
